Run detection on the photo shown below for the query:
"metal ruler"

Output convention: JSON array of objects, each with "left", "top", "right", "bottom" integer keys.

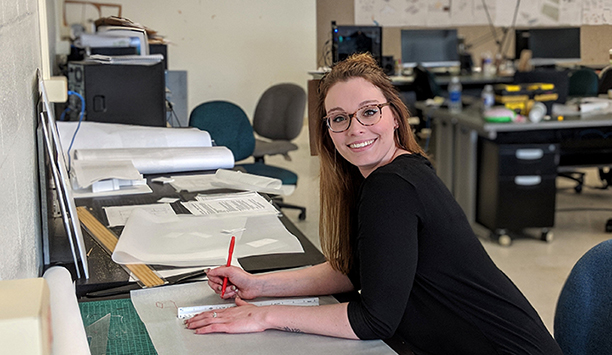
[{"left": 177, "top": 297, "right": 319, "bottom": 320}]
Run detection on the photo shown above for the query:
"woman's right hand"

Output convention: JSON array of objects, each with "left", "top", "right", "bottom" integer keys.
[{"left": 206, "top": 266, "right": 262, "bottom": 300}]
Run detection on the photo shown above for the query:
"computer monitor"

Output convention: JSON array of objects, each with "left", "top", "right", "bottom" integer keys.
[
  {"left": 331, "top": 22, "right": 382, "bottom": 65},
  {"left": 515, "top": 27, "right": 581, "bottom": 66},
  {"left": 400, "top": 29, "right": 460, "bottom": 69}
]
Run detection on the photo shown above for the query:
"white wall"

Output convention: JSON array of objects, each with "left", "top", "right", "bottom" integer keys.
[
  {"left": 0, "top": 0, "right": 44, "bottom": 280},
  {"left": 0, "top": 1, "right": 316, "bottom": 280},
  {"left": 61, "top": 0, "right": 317, "bottom": 119}
]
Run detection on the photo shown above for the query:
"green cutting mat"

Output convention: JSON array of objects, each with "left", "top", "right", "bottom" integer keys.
[{"left": 79, "top": 298, "right": 157, "bottom": 355}]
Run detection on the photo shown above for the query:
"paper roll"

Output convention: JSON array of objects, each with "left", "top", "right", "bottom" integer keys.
[
  {"left": 75, "top": 146, "right": 235, "bottom": 174},
  {"left": 42, "top": 266, "right": 91, "bottom": 355},
  {"left": 57, "top": 121, "right": 213, "bottom": 155}
]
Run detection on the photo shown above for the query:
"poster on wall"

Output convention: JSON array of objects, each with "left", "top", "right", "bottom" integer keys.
[
  {"left": 354, "top": 0, "right": 427, "bottom": 27},
  {"left": 473, "top": 0, "right": 496, "bottom": 26},
  {"left": 426, "top": 0, "right": 452, "bottom": 27},
  {"left": 496, "top": 0, "right": 584, "bottom": 27},
  {"left": 451, "top": 0, "right": 475, "bottom": 26},
  {"left": 355, "top": 0, "right": 606, "bottom": 27},
  {"left": 583, "top": 0, "right": 612, "bottom": 25}
]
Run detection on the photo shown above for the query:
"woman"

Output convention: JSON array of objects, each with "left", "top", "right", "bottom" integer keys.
[{"left": 185, "top": 53, "right": 562, "bottom": 354}]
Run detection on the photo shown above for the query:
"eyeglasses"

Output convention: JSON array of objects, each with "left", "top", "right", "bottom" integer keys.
[{"left": 324, "top": 102, "right": 390, "bottom": 133}]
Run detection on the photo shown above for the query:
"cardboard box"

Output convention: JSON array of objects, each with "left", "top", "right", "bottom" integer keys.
[{"left": 0, "top": 278, "right": 51, "bottom": 355}]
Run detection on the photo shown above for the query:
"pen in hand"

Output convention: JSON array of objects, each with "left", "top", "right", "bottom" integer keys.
[{"left": 221, "top": 236, "right": 236, "bottom": 297}]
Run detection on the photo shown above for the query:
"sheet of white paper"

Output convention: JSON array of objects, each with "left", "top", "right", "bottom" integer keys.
[
  {"left": 130, "top": 282, "right": 395, "bottom": 355},
  {"left": 157, "top": 197, "right": 180, "bottom": 203},
  {"left": 183, "top": 192, "right": 278, "bottom": 217},
  {"left": 211, "top": 169, "right": 288, "bottom": 195},
  {"left": 170, "top": 170, "right": 294, "bottom": 195},
  {"left": 169, "top": 174, "right": 219, "bottom": 192},
  {"left": 112, "top": 210, "right": 304, "bottom": 267},
  {"left": 103, "top": 204, "right": 177, "bottom": 227},
  {"left": 75, "top": 146, "right": 235, "bottom": 174},
  {"left": 72, "top": 159, "right": 142, "bottom": 188},
  {"left": 71, "top": 182, "right": 152, "bottom": 199}
]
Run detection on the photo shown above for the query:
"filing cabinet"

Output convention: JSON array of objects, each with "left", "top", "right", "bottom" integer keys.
[{"left": 476, "top": 140, "right": 559, "bottom": 244}]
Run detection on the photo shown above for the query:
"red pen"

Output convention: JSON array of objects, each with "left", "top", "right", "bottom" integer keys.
[{"left": 221, "top": 236, "right": 236, "bottom": 297}]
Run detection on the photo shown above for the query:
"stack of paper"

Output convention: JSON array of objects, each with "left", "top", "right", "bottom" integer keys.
[{"left": 112, "top": 193, "right": 303, "bottom": 267}]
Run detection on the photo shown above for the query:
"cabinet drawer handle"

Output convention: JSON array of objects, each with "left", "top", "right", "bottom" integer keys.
[
  {"left": 515, "top": 149, "right": 544, "bottom": 160},
  {"left": 514, "top": 175, "right": 542, "bottom": 186}
]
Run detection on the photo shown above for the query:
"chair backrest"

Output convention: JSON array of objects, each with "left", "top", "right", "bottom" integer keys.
[
  {"left": 252, "top": 83, "right": 306, "bottom": 141},
  {"left": 554, "top": 239, "right": 612, "bottom": 355},
  {"left": 568, "top": 68, "right": 599, "bottom": 97},
  {"left": 598, "top": 65, "right": 612, "bottom": 94},
  {"left": 188, "top": 100, "right": 255, "bottom": 162},
  {"left": 412, "top": 65, "right": 441, "bottom": 101},
  {"left": 514, "top": 68, "right": 570, "bottom": 103}
]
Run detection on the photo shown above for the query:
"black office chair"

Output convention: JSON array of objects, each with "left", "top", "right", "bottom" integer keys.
[
  {"left": 554, "top": 239, "right": 612, "bottom": 354},
  {"left": 568, "top": 67, "right": 599, "bottom": 98},
  {"left": 598, "top": 65, "right": 612, "bottom": 95},
  {"left": 412, "top": 65, "right": 441, "bottom": 101}
]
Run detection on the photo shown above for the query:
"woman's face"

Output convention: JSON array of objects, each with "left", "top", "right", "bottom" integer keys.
[{"left": 324, "top": 77, "right": 399, "bottom": 177}]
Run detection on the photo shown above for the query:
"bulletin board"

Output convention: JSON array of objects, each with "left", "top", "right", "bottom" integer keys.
[{"left": 355, "top": 0, "right": 612, "bottom": 28}]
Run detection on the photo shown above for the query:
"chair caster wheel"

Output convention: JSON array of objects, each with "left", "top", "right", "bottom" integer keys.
[
  {"left": 498, "top": 234, "right": 512, "bottom": 247},
  {"left": 541, "top": 229, "right": 553, "bottom": 242},
  {"left": 606, "top": 219, "right": 612, "bottom": 233},
  {"left": 298, "top": 211, "right": 306, "bottom": 221},
  {"left": 491, "top": 230, "right": 512, "bottom": 246}
]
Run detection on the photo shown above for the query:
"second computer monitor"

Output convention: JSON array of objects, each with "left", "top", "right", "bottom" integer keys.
[
  {"left": 401, "top": 29, "right": 460, "bottom": 68},
  {"left": 332, "top": 24, "right": 383, "bottom": 65},
  {"left": 515, "top": 27, "right": 581, "bottom": 66}
]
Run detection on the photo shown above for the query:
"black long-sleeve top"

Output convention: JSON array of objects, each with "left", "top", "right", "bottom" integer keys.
[{"left": 346, "top": 154, "right": 562, "bottom": 355}]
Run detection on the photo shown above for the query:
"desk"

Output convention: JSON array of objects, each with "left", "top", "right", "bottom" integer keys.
[
  {"left": 47, "top": 172, "right": 412, "bottom": 354},
  {"left": 390, "top": 72, "right": 513, "bottom": 92},
  {"left": 417, "top": 102, "right": 612, "bottom": 244},
  {"left": 46, "top": 172, "right": 325, "bottom": 297}
]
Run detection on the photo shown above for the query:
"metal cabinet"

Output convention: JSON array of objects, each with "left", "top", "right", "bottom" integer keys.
[{"left": 476, "top": 141, "right": 559, "bottom": 245}]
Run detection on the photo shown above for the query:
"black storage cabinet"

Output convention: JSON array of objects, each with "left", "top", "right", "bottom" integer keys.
[{"left": 477, "top": 140, "right": 559, "bottom": 236}]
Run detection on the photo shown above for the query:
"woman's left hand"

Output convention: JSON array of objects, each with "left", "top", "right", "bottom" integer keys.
[{"left": 185, "top": 297, "right": 269, "bottom": 334}]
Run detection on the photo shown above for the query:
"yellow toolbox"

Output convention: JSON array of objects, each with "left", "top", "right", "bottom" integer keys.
[{"left": 494, "top": 83, "right": 558, "bottom": 115}]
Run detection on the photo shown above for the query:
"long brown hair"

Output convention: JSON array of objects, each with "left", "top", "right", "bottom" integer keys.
[{"left": 316, "top": 53, "right": 425, "bottom": 274}]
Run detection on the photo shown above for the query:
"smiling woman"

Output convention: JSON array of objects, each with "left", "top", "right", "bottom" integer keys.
[
  {"left": 323, "top": 78, "right": 403, "bottom": 178},
  {"left": 185, "top": 53, "right": 563, "bottom": 355}
]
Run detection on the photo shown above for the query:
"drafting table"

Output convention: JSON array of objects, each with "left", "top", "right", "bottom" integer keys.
[
  {"left": 417, "top": 102, "right": 612, "bottom": 243},
  {"left": 46, "top": 171, "right": 413, "bottom": 354},
  {"left": 45, "top": 171, "right": 325, "bottom": 298}
]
